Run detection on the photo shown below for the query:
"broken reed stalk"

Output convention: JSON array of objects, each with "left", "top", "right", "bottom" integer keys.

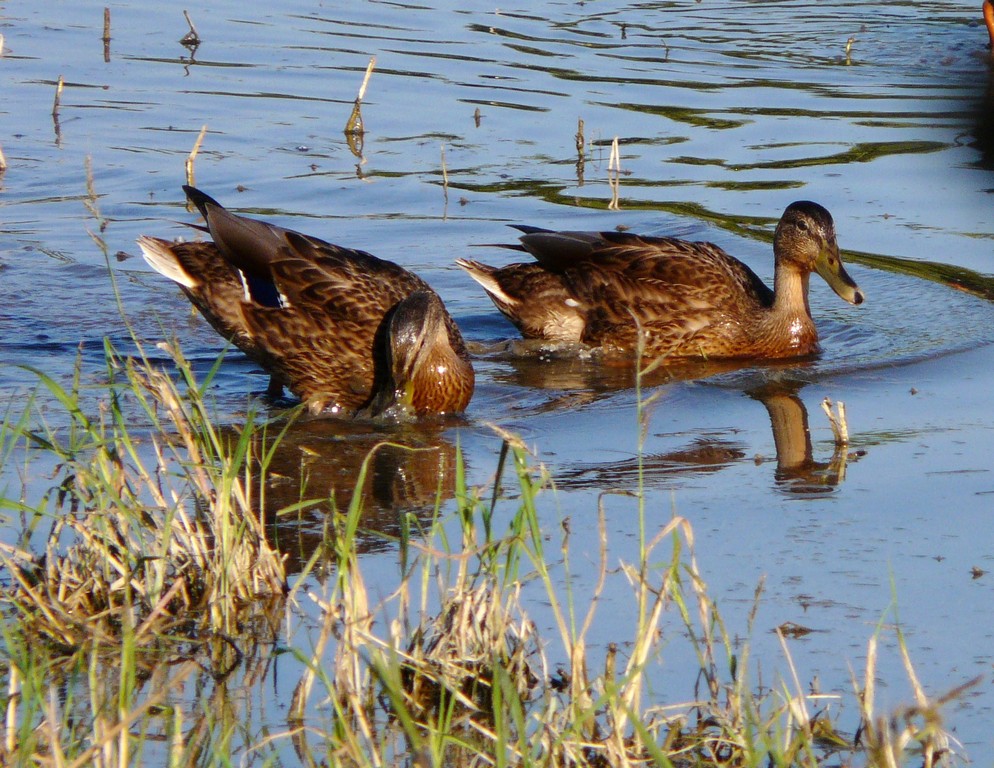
[
  {"left": 821, "top": 397, "right": 849, "bottom": 445},
  {"left": 102, "top": 7, "right": 111, "bottom": 61},
  {"left": 608, "top": 135, "right": 621, "bottom": 174},
  {"left": 345, "top": 56, "right": 377, "bottom": 136},
  {"left": 52, "top": 75, "right": 64, "bottom": 118},
  {"left": 441, "top": 144, "right": 449, "bottom": 203},
  {"left": 4, "top": 665, "right": 18, "bottom": 754},
  {"left": 185, "top": 124, "right": 208, "bottom": 187},
  {"left": 180, "top": 10, "right": 201, "bottom": 47},
  {"left": 608, "top": 135, "right": 621, "bottom": 210},
  {"left": 575, "top": 117, "right": 586, "bottom": 186}
]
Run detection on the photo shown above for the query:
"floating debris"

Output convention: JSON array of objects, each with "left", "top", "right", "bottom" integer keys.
[{"left": 777, "top": 621, "right": 815, "bottom": 638}]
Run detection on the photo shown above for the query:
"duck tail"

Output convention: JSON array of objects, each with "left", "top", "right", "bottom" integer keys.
[
  {"left": 182, "top": 185, "right": 224, "bottom": 221},
  {"left": 137, "top": 235, "right": 199, "bottom": 288},
  {"left": 455, "top": 258, "right": 518, "bottom": 305}
]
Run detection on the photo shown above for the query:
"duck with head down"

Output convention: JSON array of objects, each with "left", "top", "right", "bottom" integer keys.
[
  {"left": 457, "top": 201, "right": 864, "bottom": 362},
  {"left": 138, "top": 186, "right": 474, "bottom": 417}
]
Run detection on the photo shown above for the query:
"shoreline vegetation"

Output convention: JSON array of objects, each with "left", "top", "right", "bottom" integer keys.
[{"left": 0, "top": 341, "right": 970, "bottom": 767}]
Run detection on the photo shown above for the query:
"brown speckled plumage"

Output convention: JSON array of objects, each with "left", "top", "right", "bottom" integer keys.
[
  {"left": 139, "top": 186, "right": 473, "bottom": 416},
  {"left": 457, "top": 201, "right": 864, "bottom": 361}
]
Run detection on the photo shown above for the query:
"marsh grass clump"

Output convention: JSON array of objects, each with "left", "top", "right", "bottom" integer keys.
[
  {"left": 0, "top": 340, "right": 969, "bottom": 767},
  {"left": 287, "top": 432, "right": 968, "bottom": 768},
  {"left": 401, "top": 577, "right": 539, "bottom": 721},
  {"left": 0, "top": 341, "right": 286, "bottom": 657}
]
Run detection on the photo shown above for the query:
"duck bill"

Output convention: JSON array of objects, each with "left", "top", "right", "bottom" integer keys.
[{"left": 815, "top": 242, "right": 865, "bottom": 305}]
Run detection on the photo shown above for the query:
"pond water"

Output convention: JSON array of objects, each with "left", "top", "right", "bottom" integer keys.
[{"left": 3, "top": 0, "right": 994, "bottom": 761}]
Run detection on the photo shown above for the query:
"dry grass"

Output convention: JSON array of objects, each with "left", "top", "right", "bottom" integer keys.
[
  {"left": 0, "top": 344, "right": 972, "bottom": 767},
  {"left": 0, "top": 341, "right": 285, "bottom": 655}
]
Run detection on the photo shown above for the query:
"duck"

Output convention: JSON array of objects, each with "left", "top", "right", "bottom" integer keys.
[
  {"left": 456, "top": 201, "right": 864, "bottom": 361},
  {"left": 138, "top": 185, "right": 474, "bottom": 417}
]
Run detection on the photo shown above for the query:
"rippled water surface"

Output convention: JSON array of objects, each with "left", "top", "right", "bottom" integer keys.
[{"left": 3, "top": 0, "right": 994, "bottom": 761}]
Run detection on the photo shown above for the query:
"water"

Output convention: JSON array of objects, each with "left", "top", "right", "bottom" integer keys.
[{"left": 2, "top": 0, "right": 994, "bottom": 761}]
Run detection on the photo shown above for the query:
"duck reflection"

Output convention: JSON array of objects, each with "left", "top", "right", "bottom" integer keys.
[
  {"left": 489, "top": 352, "right": 858, "bottom": 496},
  {"left": 556, "top": 436, "right": 748, "bottom": 490},
  {"left": 748, "top": 382, "right": 855, "bottom": 494},
  {"left": 480, "top": 339, "right": 776, "bottom": 414},
  {"left": 249, "top": 418, "right": 459, "bottom": 573}
]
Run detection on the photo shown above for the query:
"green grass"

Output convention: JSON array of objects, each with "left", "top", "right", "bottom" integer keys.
[{"left": 0, "top": 341, "right": 969, "bottom": 767}]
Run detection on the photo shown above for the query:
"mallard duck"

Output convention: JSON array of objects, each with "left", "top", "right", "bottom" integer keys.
[
  {"left": 456, "top": 201, "right": 864, "bottom": 361},
  {"left": 138, "top": 186, "right": 474, "bottom": 417}
]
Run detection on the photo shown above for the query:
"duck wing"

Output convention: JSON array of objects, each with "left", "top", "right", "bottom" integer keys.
[{"left": 519, "top": 230, "right": 774, "bottom": 354}]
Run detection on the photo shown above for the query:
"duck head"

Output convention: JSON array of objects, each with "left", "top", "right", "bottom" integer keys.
[
  {"left": 373, "top": 290, "right": 474, "bottom": 417},
  {"left": 775, "top": 201, "right": 865, "bottom": 306}
]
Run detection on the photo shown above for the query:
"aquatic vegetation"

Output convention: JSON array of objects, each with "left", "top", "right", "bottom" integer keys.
[
  {"left": 0, "top": 343, "right": 969, "bottom": 767},
  {"left": 0, "top": 342, "right": 286, "bottom": 653}
]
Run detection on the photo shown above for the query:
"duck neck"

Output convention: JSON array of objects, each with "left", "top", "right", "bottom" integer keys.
[{"left": 766, "top": 262, "right": 817, "bottom": 355}]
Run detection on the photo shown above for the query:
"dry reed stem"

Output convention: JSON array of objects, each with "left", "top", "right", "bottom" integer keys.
[
  {"left": 356, "top": 56, "right": 376, "bottom": 102},
  {"left": 71, "top": 663, "right": 197, "bottom": 768},
  {"left": 185, "top": 124, "right": 207, "bottom": 187},
  {"left": 608, "top": 136, "right": 621, "bottom": 210},
  {"left": 4, "top": 665, "right": 19, "bottom": 755},
  {"left": 441, "top": 143, "right": 449, "bottom": 204},
  {"left": 102, "top": 8, "right": 111, "bottom": 61},
  {"left": 84, "top": 155, "right": 109, "bottom": 253},
  {"left": 821, "top": 397, "right": 849, "bottom": 445},
  {"left": 290, "top": 592, "right": 336, "bottom": 721},
  {"left": 52, "top": 75, "right": 64, "bottom": 117},
  {"left": 180, "top": 10, "right": 201, "bottom": 47},
  {"left": 345, "top": 56, "right": 377, "bottom": 135},
  {"left": 853, "top": 627, "right": 971, "bottom": 768}
]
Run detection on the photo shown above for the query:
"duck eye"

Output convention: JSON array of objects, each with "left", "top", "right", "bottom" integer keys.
[{"left": 796, "top": 219, "right": 809, "bottom": 232}]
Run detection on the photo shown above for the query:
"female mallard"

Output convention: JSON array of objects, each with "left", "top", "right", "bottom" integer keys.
[
  {"left": 138, "top": 186, "right": 474, "bottom": 417},
  {"left": 456, "top": 201, "right": 864, "bottom": 360}
]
